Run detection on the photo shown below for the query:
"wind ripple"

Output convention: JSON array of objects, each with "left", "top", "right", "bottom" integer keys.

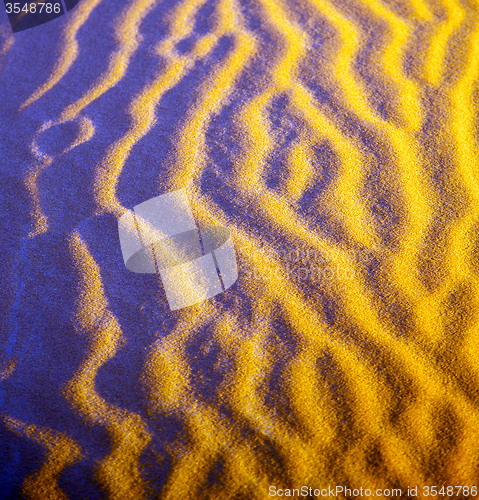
[{"left": 2, "top": 0, "right": 479, "bottom": 496}]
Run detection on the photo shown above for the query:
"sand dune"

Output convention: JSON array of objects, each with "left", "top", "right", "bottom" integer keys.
[{"left": 1, "top": 0, "right": 479, "bottom": 497}]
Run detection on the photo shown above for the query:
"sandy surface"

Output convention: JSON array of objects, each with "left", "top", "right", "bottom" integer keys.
[{"left": 1, "top": 0, "right": 479, "bottom": 498}]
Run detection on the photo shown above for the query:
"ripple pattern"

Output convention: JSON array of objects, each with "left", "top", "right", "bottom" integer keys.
[{"left": 1, "top": 0, "right": 479, "bottom": 497}]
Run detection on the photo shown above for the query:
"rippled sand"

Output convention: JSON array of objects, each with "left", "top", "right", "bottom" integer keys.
[{"left": 1, "top": 0, "right": 479, "bottom": 497}]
